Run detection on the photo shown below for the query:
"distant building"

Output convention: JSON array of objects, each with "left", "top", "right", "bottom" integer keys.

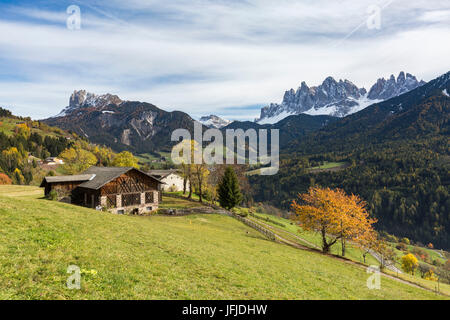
[
  {"left": 40, "top": 166, "right": 163, "bottom": 214},
  {"left": 147, "top": 169, "right": 188, "bottom": 192},
  {"left": 43, "top": 157, "right": 64, "bottom": 165}
]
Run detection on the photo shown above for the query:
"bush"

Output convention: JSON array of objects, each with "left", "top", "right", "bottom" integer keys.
[
  {"left": 0, "top": 173, "right": 12, "bottom": 185},
  {"left": 396, "top": 243, "right": 407, "bottom": 251},
  {"left": 47, "top": 190, "right": 58, "bottom": 201},
  {"left": 400, "top": 237, "right": 410, "bottom": 245}
]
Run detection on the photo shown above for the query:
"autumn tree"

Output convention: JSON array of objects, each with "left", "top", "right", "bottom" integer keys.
[
  {"left": 2, "top": 147, "right": 23, "bottom": 172},
  {"left": 15, "top": 123, "right": 31, "bottom": 139},
  {"left": 93, "top": 145, "right": 114, "bottom": 166},
  {"left": 12, "top": 168, "right": 25, "bottom": 185},
  {"left": 291, "top": 187, "right": 377, "bottom": 254},
  {"left": 112, "top": 151, "right": 139, "bottom": 168},
  {"left": 0, "top": 173, "right": 12, "bottom": 185},
  {"left": 401, "top": 253, "right": 419, "bottom": 275},
  {"left": 192, "top": 164, "right": 210, "bottom": 203},
  {"left": 172, "top": 140, "right": 198, "bottom": 199}
]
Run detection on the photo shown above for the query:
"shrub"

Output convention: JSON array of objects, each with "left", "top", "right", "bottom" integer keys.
[
  {"left": 0, "top": 173, "right": 12, "bottom": 185},
  {"left": 47, "top": 190, "right": 58, "bottom": 201},
  {"left": 400, "top": 237, "right": 410, "bottom": 245}
]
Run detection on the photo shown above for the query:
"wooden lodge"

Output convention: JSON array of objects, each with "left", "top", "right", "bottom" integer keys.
[{"left": 40, "top": 166, "right": 163, "bottom": 214}]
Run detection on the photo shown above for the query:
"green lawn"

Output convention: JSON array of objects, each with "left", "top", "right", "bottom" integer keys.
[
  {"left": 159, "top": 195, "right": 205, "bottom": 209},
  {"left": 0, "top": 186, "right": 446, "bottom": 300},
  {"left": 0, "top": 117, "right": 20, "bottom": 136},
  {"left": 308, "top": 161, "right": 347, "bottom": 171}
]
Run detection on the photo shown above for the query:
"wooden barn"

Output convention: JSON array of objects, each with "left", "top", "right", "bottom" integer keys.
[{"left": 40, "top": 166, "right": 163, "bottom": 214}]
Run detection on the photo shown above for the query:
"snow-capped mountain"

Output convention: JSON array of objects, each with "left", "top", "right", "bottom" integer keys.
[
  {"left": 199, "top": 115, "right": 231, "bottom": 129},
  {"left": 257, "top": 72, "right": 425, "bottom": 124},
  {"left": 367, "top": 72, "right": 426, "bottom": 100},
  {"left": 53, "top": 90, "right": 123, "bottom": 117},
  {"left": 44, "top": 90, "right": 197, "bottom": 153}
]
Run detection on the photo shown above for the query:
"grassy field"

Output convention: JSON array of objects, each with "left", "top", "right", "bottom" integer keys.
[
  {"left": 249, "top": 211, "right": 450, "bottom": 295},
  {"left": 248, "top": 212, "right": 380, "bottom": 266},
  {"left": 307, "top": 161, "right": 348, "bottom": 171},
  {"left": 0, "top": 185, "right": 446, "bottom": 300}
]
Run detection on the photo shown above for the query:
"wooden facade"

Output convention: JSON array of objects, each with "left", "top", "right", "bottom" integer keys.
[{"left": 41, "top": 167, "right": 163, "bottom": 214}]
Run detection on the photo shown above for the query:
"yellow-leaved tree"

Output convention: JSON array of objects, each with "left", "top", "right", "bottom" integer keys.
[
  {"left": 59, "top": 147, "right": 97, "bottom": 174},
  {"left": 401, "top": 253, "right": 419, "bottom": 275},
  {"left": 291, "top": 187, "right": 377, "bottom": 254},
  {"left": 111, "top": 151, "right": 139, "bottom": 168}
]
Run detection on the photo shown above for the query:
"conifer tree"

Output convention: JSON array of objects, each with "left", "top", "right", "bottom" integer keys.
[{"left": 217, "top": 166, "right": 242, "bottom": 210}]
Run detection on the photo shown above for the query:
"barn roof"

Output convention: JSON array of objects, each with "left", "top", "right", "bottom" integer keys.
[
  {"left": 40, "top": 174, "right": 95, "bottom": 187},
  {"left": 78, "top": 166, "right": 163, "bottom": 190}
]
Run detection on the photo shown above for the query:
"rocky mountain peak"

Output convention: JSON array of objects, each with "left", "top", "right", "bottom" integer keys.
[
  {"left": 69, "top": 90, "right": 123, "bottom": 109},
  {"left": 199, "top": 114, "right": 231, "bottom": 129},
  {"left": 257, "top": 72, "right": 426, "bottom": 123},
  {"left": 367, "top": 72, "right": 425, "bottom": 100}
]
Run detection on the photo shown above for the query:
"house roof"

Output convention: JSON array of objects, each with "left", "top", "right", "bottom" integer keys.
[
  {"left": 147, "top": 169, "right": 180, "bottom": 179},
  {"left": 39, "top": 174, "right": 95, "bottom": 187},
  {"left": 78, "top": 166, "right": 164, "bottom": 190},
  {"left": 40, "top": 166, "right": 164, "bottom": 190}
]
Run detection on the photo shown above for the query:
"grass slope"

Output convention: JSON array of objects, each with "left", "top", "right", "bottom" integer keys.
[{"left": 0, "top": 186, "right": 445, "bottom": 300}]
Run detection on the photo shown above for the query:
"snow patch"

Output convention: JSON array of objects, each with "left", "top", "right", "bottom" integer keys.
[
  {"left": 257, "top": 111, "right": 294, "bottom": 124},
  {"left": 443, "top": 89, "right": 449, "bottom": 97}
]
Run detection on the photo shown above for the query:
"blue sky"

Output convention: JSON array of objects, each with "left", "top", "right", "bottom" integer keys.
[{"left": 0, "top": 0, "right": 449, "bottom": 120}]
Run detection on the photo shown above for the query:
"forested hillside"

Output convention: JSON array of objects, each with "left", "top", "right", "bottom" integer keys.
[
  {"left": 0, "top": 107, "right": 117, "bottom": 185},
  {"left": 250, "top": 72, "right": 450, "bottom": 249}
]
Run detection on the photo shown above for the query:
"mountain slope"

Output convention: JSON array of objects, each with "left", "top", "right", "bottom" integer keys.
[
  {"left": 257, "top": 72, "right": 425, "bottom": 123},
  {"left": 223, "top": 114, "right": 337, "bottom": 148},
  {"left": 44, "top": 91, "right": 198, "bottom": 153},
  {"left": 288, "top": 71, "right": 449, "bottom": 152},
  {"left": 0, "top": 185, "right": 444, "bottom": 300},
  {"left": 250, "top": 71, "right": 450, "bottom": 249}
]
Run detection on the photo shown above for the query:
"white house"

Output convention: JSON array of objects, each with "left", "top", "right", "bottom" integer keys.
[{"left": 147, "top": 169, "right": 189, "bottom": 192}]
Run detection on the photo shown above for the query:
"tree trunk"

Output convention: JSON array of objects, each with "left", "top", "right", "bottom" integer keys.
[
  {"left": 321, "top": 228, "right": 330, "bottom": 253},
  {"left": 198, "top": 173, "right": 203, "bottom": 203},
  {"left": 183, "top": 177, "right": 187, "bottom": 195},
  {"left": 341, "top": 238, "right": 346, "bottom": 257}
]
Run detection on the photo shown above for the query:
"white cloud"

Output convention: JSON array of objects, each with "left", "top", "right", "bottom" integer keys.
[{"left": 0, "top": 0, "right": 449, "bottom": 120}]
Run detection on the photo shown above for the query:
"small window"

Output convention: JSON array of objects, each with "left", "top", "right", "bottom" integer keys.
[
  {"left": 146, "top": 206, "right": 153, "bottom": 211},
  {"left": 117, "top": 209, "right": 125, "bottom": 214}
]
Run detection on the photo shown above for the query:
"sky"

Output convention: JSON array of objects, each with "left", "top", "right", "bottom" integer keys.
[{"left": 0, "top": 0, "right": 449, "bottom": 121}]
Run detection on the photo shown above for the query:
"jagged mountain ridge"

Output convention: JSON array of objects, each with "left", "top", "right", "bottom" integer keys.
[
  {"left": 258, "top": 72, "right": 425, "bottom": 123},
  {"left": 44, "top": 90, "right": 199, "bottom": 154},
  {"left": 286, "top": 71, "right": 450, "bottom": 152}
]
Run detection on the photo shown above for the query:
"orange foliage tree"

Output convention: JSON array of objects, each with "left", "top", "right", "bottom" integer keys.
[
  {"left": 291, "top": 187, "right": 377, "bottom": 254},
  {"left": 0, "top": 173, "right": 12, "bottom": 185}
]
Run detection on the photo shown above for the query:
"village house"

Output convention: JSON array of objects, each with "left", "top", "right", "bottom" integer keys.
[
  {"left": 43, "top": 157, "right": 64, "bottom": 165},
  {"left": 147, "top": 169, "right": 188, "bottom": 192},
  {"left": 40, "top": 166, "right": 163, "bottom": 214}
]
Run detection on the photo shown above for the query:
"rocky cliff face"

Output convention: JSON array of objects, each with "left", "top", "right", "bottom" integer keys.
[
  {"left": 257, "top": 72, "right": 425, "bottom": 123},
  {"left": 199, "top": 115, "right": 231, "bottom": 129},
  {"left": 367, "top": 72, "right": 426, "bottom": 100},
  {"left": 44, "top": 91, "right": 197, "bottom": 153}
]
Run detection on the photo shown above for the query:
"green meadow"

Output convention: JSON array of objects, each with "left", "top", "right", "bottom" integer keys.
[{"left": 0, "top": 185, "right": 446, "bottom": 300}]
